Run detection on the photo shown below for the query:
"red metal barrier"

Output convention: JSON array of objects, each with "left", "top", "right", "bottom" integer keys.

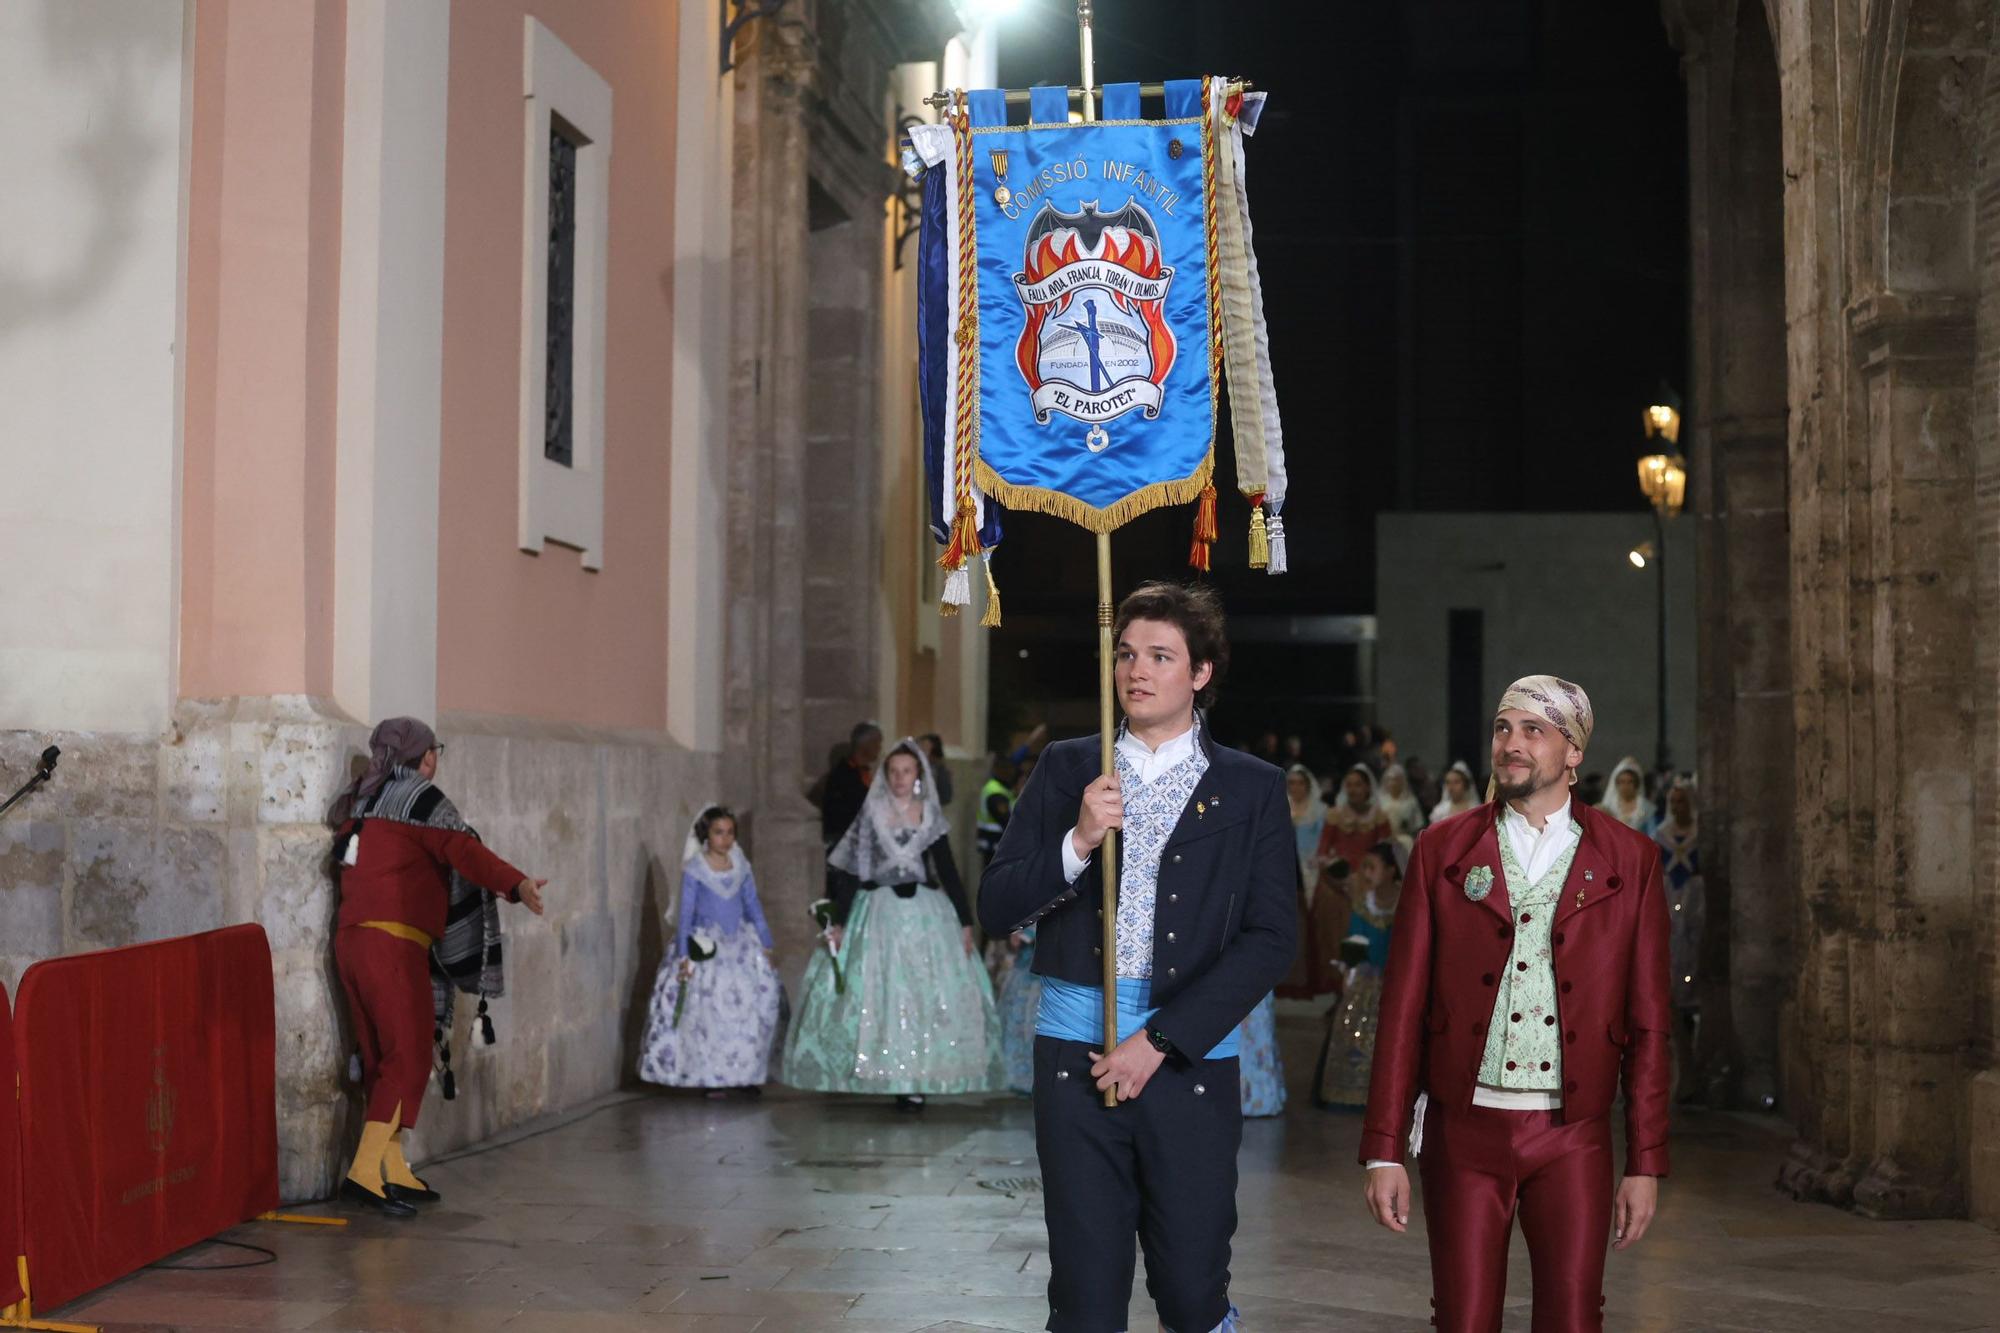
[
  {"left": 0, "top": 982, "right": 23, "bottom": 1310},
  {"left": 14, "top": 925, "right": 279, "bottom": 1312}
]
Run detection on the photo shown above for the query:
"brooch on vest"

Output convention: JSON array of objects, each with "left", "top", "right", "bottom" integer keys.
[{"left": 1463, "top": 865, "right": 1495, "bottom": 902}]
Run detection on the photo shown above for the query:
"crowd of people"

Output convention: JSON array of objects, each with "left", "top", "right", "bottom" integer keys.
[
  {"left": 617, "top": 712, "right": 1704, "bottom": 1131},
  {"left": 623, "top": 716, "right": 1293, "bottom": 1118},
  {"left": 324, "top": 604, "right": 1690, "bottom": 1330},
  {"left": 323, "top": 703, "right": 1704, "bottom": 1219},
  {"left": 1262, "top": 725, "right": 1707, "bottom": 1117}
]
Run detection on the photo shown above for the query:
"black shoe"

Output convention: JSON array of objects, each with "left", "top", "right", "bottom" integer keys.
[
  {"left": 895, "top": 1094, "right": 927, "bottom": 1111},
  {"left": 384, "top": 1181, "right": 441, "bottom": 1205},
  {"left": 341, "top": 1178, "right": 418, "bottom": 1217}
]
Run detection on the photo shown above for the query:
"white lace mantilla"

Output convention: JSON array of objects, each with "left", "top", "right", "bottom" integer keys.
[{"left": 685, "top": 848, "right": 749, "bottom": 899}]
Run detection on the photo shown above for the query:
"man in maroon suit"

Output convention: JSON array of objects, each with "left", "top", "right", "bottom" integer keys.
[{"left": 1360, "top": 676, "right": 1670, "bottom": 1332}]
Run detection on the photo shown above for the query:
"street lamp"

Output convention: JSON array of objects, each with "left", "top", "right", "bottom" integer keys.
[{"left": 1634, "top": 391, "right": 1686, "bottom": 774}]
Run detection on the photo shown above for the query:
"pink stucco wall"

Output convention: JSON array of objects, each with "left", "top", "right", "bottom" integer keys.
[
  {"left": 435, "top": 2, "right": 680, "bottom": 730},
  {"left": 180, "top": 0, "right": 345, "bottom": 702}
]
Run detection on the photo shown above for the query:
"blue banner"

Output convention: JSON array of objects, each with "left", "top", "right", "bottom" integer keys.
[{"left": 968, "top": 83, "right": 1215, "bottom": 529}]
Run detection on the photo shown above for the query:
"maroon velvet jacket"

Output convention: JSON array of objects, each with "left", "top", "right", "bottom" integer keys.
[{"left": 1358, "top": 799, "right": 1673, "bottom": 1177}]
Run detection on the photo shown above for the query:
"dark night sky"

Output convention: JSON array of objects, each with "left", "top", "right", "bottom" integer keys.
[{"left": 980, "top": 0, "right": 1689, "bottom": 745}]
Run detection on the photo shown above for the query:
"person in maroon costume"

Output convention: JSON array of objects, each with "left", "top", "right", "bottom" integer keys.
[
  {"left": 330, "top": 718, "right": 547, "bottom": 1217},
  {"left": 1360, "top": 676, "right": 1670, "bottom": 1332}
]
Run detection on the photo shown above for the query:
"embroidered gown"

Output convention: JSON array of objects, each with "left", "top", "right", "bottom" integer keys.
[
  {"left": 1655, "top": 817, "right": 1704, "bottom": 1011},
  {"left": 782, "top": 824, "right": 1003, "bottom": 1095},
  {"left": 1313, "top": 892, "right": 1394, "bottom": 1109},
  {"left": 639, "top": 851, "right": 782, "bottom": 1088},
  {"left": 1237, "top": 992, "right": 1286, "bottom": 1117},
  {"left": 995, "top": 927, "right": 1043, "bottom": 1095}
]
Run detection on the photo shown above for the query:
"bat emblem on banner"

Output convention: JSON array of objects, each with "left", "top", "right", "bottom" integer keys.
[{"left": 1013, "top": 199, "right": 1178, "bottom": 442}]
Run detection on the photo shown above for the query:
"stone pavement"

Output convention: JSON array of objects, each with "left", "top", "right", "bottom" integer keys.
[{"left": 51, "top": 1019, "right": 2000, "bottom": 1332}]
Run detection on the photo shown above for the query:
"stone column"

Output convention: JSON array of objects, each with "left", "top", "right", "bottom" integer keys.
[
  {"left": 1768, "top": 0, "right": 1870, "bottom": 1210},
  {"left": 1969, "top": 45, "right": 2000, "bottom": 1231},
  {"left": 724, "top": 20, "right": 828, "bottom": 981},
  {"left": 1669, "top": 0, "right": 1794, "bottom": 1110},
  {"left": 1847, "top": 294, "right": 1977, "bottom": 1219}
]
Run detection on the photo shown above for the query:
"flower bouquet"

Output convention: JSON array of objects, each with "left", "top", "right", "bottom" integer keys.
[
  {"left": 672, "top": 931, "right": 718, "bottom": 1028},
  {"left": 808, "top": 898, "right": 846, "bottom": 994}
]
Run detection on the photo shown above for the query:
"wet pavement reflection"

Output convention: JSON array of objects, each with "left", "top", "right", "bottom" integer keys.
[{"left": 52, "top": 1016, "right": 2000, "bottom": 1331}]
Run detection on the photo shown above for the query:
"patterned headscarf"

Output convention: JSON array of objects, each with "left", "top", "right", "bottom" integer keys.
[
  {"left": 330, "top": 716, "right": 437, "bottom": 824},
  {"left": 1495, "top": 675, "right": 1594, "bottom": 753}
]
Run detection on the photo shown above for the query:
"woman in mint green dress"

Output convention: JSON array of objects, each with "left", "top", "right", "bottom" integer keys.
[{"left": 781, "top": 740, "right": 1002, "bottom": 1106}]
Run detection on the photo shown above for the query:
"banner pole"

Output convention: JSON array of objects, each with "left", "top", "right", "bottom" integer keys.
[
  {"left": 1074, "top": 0, "right": 1120, "bottom": 1112},
  {"left": 1096, "top": 533, "right": 1117, "bottom": 1109}
]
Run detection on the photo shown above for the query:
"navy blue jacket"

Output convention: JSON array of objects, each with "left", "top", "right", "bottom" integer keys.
[{"left": 975, "top": 722, "right": 1296, "bottom": 1060}]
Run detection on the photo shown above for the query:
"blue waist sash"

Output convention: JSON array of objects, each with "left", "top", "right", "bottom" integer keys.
[{"left": 1037, "top": 976, "right": 1239, "bottom": 1060}]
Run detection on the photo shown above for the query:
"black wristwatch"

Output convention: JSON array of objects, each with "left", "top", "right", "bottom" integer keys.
[{"left": 1144, "top": 1023, "right": 1176, "bottom": 1057}]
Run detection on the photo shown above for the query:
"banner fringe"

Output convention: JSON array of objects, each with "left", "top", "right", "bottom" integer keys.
[
  {"left": 973, "top": 453, "right": 1214, "bottom": 535},
  {"left": 1248, "top": 505, "right": 1269, "bottom": 570},
  {"left": 1266, "top": 509, "right": 1288, "bottom": 575}
]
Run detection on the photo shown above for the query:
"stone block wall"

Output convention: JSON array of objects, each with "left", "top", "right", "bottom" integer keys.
[{"left": 0, "top": 697, "right": 717, "bottom": 1201}]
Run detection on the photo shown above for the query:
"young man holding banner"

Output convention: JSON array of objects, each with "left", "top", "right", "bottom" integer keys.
[{"left": 978, "top": 582, "right": 1295, "bottom": 1333}]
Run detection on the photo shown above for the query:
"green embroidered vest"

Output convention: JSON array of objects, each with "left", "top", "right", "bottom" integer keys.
[{"left": 1475, "top": 819, "right": 1583, "bottom": 1090}]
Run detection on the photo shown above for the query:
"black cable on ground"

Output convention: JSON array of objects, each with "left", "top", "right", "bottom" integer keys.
[{"left": 146, "top": 1238, "right": 278, "bottom": 1271}]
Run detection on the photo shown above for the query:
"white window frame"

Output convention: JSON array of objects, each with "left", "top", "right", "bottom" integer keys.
[{"left": 518, "top": 16, "right": 611, "bottom": 570}]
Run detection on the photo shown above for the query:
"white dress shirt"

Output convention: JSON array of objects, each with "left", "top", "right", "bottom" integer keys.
[
  {"left": 1500, "top": 795, "right": 1578, "bottom": 885},
  {"left": 1059, "top": 722, "right": 1200, "bottom": 882}
]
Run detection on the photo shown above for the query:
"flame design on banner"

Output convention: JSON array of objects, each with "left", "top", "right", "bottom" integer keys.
[{"left": 1013, "top": 201, "right": 1178, "bottom": 430}]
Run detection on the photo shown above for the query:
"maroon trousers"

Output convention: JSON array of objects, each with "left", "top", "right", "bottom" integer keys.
[
  {"left": 335, "top": 926, "right": 434, "bottom": 1128},
  {"left": 1417, "top": 1101, "right": 1612, "bottom": 1333}
]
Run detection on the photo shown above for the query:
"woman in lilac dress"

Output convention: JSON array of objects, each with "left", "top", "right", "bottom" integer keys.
[{"left": 638, "top": 807, "right": 781, "bottom": 1094}]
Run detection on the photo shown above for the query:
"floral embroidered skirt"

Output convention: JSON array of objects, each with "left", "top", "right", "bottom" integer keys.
[
  {"left": 1237, "top": 991, "right": 1287, "bottom": 1117},
  {"left": 1314, "top": 968, "right": 1382, "bottom": 1109},
  {"left": 995, "top": 937, "right": 1043, "bottom": 1095},
  {"left": 781, "top": 886, "right": 1003, "bottom": 1095},
  {"left": 637, "top": 928, "right": 781, "bottom": 1088}
]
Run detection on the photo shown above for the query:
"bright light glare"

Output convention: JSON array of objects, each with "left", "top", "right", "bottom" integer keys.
[
  {"left": 966, "top": 0, "right": 1024, "bottom": 16},
  {"left": 1628, "top": 548, "right": 1648, "bottom": 570}
]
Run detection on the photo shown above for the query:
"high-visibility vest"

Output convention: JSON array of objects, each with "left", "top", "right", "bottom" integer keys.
[{"left": 977, "top": 778, "right": 1012, "bottom": 833}]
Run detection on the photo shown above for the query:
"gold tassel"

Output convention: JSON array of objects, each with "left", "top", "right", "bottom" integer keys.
[
  {"left": 1248, "top": 495, "right": 1269, "bottom": 570},
  {"left": 939, "top": 500, "right": 982, "bottom": 570},
  {"left": 980, "top": 557, "right": 1002, "bottom": 628},
  {"left": 1187, "top": 483, "right": 1218, "bottom": 571}
]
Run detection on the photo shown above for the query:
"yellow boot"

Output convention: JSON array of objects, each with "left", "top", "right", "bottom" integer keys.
[
  {"left": 340, "top": 1107, "right": 415, "bottom": 1217},
  {"left": 383, "top": 1131, "right": 440, "bottom": 1204}
]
